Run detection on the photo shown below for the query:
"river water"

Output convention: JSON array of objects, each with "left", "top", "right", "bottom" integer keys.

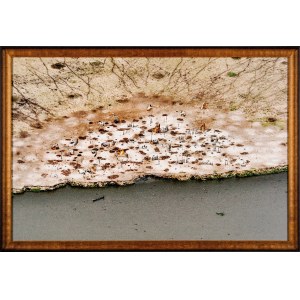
[{"left": 13, "top": 172, "right": 287, "bottom": 241}]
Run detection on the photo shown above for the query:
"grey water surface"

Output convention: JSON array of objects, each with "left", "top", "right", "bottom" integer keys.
[{"left": 13, "top": 172, "right": 287, "bottom": 241}]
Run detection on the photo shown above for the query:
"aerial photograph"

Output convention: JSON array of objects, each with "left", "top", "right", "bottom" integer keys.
[{"left": 12, "top": 56, "right": 288, "bottom": 241}]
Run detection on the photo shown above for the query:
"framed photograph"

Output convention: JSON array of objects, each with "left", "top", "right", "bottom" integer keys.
[{"left": 1, "top": 47, "right": 298, "bottom": 251}]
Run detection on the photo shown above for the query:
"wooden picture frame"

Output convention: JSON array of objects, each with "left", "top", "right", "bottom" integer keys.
[{"left": 1, "top": 47, "right": 298, "bottom": 251}]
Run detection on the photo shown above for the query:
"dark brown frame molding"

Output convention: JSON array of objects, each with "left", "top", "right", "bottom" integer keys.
[{"left": 1, "top": 47, "right": 299, "bottom": 251}]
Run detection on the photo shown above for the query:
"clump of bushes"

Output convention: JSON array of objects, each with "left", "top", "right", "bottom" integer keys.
[
  {"left": 51, "top": 63, "right": 65, "bottom": 70},
  {"left": 229, "top": 101, "right": 239, "bottom": 111},
  {"left": 30, "top": 122, "right": 43, "bottom": 129},
  {"left": 227, "top": 71, "right": 238, "bottom": 77},
  {"left": 260, "top": 117, "right": 285, "bottom": 130},
  {"left": 19, "top": 130, "right": 30, "bottom": 138}
]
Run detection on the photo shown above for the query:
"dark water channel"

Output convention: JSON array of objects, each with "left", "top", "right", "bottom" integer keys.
[{"left": 13, "top": 172, "right": 287, "bottom": 241}]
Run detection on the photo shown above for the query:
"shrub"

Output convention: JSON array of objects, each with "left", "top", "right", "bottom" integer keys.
[
  {"left": 19, "top": 130, "right": 29, "bottom": 138},
  {"left": 227, "top": 71, "right": 238, "bottom": 77}
]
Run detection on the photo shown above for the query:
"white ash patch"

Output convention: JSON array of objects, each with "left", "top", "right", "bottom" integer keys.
[
  {"left": 12, "top": 108, "right": 287, "bottom": 192},
  {"left": 13, "top": 140, "right": 25, "bottom": 147},
  {"left": 24, "top": 154, "right": 38, "bottom": 162}
]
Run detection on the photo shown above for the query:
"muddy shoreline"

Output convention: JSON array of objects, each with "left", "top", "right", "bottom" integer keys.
[{"left": 13, "top": 165, "right": 288, "bottom": 194}]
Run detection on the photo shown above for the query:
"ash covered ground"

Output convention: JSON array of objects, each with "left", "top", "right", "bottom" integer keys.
[{"left": 12, "top": 57, "right": 288, "bottom": 192}]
